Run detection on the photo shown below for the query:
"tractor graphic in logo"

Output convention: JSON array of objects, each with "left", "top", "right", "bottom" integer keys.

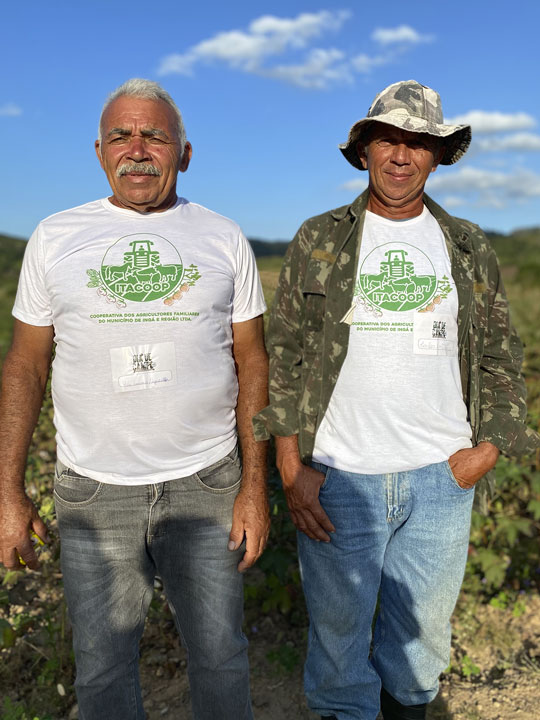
[
  {"left": 358, "top": 242, "right": 437, "bottom": 313},
  {"left": 86, "top": 233, "right": 200, "bottom": 305}
]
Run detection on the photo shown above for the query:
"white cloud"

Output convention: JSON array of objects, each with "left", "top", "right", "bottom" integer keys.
[
  {"left": 340, "top": 177, "right": 368, "bottom": 192},
  {"left": 445, "top": 110, "right": 536, "bottom": 134},
  {"left": 350, "top": 53, "right": 390, "bottom": 74},
  {"left": 427, "top": 166, "right": 540, "bottom": 207},
  {"left": 475, "top": 133, "right": 540, "bottom": 152},
  {"left": 372, "top": 25, "right": 434, "bottom": 46},
  {"left": 0, "top": 102, "right": 22, "bottom": 117},
  {"left": 441, "top": 195, "right": 466, "bottom": 208},
  {"left": 249, "top": 11, "right": 350, "bottom": 41},
  {"left": 158, "top": 54, "right": 197, "bottom": 76},
  {"left": 429, "top": 167, "right": 513, "bottom": 192},
  {"left": 262, "top": 49, "right": 352, "bottom": 90},
  {"left": 157, "top": 13, "right": 431, "bottom": 89},
  {"left": 158, "top": 10, "right": 351, "bottom": 76}
]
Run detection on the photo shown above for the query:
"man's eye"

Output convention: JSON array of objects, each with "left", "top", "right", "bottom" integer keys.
[
  {"left": 377, "top": 139, "right": 392, "bottom": 147},
  {"left": 147, "top": 136, "right": 165, "bottom": 144},
  {"left": 110, "top": 136, "right": 127, "bottom": 144}
]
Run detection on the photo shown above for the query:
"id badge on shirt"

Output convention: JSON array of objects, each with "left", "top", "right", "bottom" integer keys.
[
  {"left": 413, "top": 313, "right": 458, "bottom": 356},
  {"left": 110, "top": 342, "right": 177, "bottom": 392}
]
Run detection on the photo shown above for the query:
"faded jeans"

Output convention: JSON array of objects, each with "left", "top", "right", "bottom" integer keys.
[
  {"left": 54, "top": 447, "right": 252, "bottom": 720},
  {"left": 299, "top": 460, "right": 475, "bottom": 720}
]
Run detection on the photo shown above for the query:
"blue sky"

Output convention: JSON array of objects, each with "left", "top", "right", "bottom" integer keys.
[{"left": 2, "top": 0, "right": 539, "bottom": 241}]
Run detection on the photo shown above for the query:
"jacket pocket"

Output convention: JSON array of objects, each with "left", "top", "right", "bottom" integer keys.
[{"left": 303, "top": 258, "right": 329, "bottom": 332}]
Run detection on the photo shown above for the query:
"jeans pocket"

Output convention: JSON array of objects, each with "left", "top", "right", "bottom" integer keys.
[
  {"left": 54, "top": 465, "right": 103, "bottom": 506},
  {"left": 195, "top": 447, "right": 242, "bottom": 493},
  {"left": 444, "top": 461, "right": 475, "bottom": 493}
]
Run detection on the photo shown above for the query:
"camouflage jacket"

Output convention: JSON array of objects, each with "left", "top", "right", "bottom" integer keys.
[{"left": 254, "top": 190, "right": 540, "bottom": 510}]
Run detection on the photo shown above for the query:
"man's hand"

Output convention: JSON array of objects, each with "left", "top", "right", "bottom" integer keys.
[
  {"left": 276, "top": 435, "right": 335, "bottom": 542},
  {"left": 281, "top": 459, "right": 335, "bottom": 541},
  {"left": 448, "top": 441, "right": 500, "bottom": 490},
  {"left": 228, "top": 484, "right": 270, "bottom": 573},
  {"left": 0, "top": 494, "right": 49, "bottom": 571}
]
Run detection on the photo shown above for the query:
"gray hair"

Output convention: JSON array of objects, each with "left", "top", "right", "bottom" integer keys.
[{"left": 97, "top": 78, "right": 187, "bottom": 156}]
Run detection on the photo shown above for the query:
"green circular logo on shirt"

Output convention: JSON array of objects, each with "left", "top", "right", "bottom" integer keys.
[
  {"left": 100, "top": 233, "right": 183, "bottom": 303},
  {"left": 358, "top": 242, "right": 437, "bottom": 312}
]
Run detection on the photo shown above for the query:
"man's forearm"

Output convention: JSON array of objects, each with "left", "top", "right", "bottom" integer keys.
[
  {"left": 236, "top": 349, "right": 269, "bottom": 486},
  {"left": 0, "top": 351, "right": 50, "bottom": 498},
  {"left": 229, "top": 316, "right": 270, "bottom": 569},
  {"left": 0, "top": 322, "right": 54, "bottom": 500}
]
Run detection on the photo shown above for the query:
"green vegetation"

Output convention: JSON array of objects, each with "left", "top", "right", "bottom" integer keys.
[
  {"left": 0, "top": 234, "right": 26, "bottom": 357},
  {"left": 0, "top": 227, "right": 539, "bottom": 715}
]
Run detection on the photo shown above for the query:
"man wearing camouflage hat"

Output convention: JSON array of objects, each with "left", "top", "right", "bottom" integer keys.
[{"left": 255, "top": 80, "right": 539, "bottom": 719}]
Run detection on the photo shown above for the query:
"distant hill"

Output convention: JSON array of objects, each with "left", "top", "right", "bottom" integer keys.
[
  {"left": 248, "top": 238, "right": 290, "bottom": 257},
  {"left": 0, "top": 234, "right": 26, "bottom": 355},
  {"left": 486, "top": 227, "right": 540, "bottom": 265},
  {"left": 0, "top": 233, "right": 25, "bottom": 275},
  {"left": 486, "top": 228, "right": 540, "bottom": 286}
]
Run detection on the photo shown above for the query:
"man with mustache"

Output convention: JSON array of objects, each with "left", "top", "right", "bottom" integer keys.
[
  {"left": 0, "top": 78, "right": 269, "bottom": 719},
  {"left": 255, "top": 80, "right": 539, "bottom": 719}
]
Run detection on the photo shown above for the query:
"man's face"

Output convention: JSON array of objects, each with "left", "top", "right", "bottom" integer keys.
[
  {"left": 95, "top": 96, "right": 192, "bottom": 213},
  {"left": 358, "top": 123, "right": 442, "bottom": 219}
]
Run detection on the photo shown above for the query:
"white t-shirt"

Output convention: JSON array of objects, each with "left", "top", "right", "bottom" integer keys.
[
  {"left": 313, "top": 207, "right": 472, "bottom": 474},
  {"left": 13, "top": 197, "right": 266, "bottom": 485}
]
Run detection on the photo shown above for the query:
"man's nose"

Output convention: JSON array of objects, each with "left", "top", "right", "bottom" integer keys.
[
  {"left": 127, "top": 136, "right": 150, "bottom": 160},
  {"left": 391, "top": 143, "right": 411, "bottom": 164}
]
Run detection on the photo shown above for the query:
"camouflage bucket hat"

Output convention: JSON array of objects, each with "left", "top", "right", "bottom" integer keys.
[{"left": 339, "top": 80, "right": 471, "bottom": 170}]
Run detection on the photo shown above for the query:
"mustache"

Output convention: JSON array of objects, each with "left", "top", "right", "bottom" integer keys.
[{"left": 116, "top": 162, "right": 162, "bottom": 177}]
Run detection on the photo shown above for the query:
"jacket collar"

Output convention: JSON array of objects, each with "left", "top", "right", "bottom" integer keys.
[
  {"left": 330, "top": 190, "right": 472, "bottom": 254},
  {"left": 329, "top": 189, "right": 369, "bottom": 221},
  {"left": 423, "top": 194, "right": 472, "bottom": 253}
]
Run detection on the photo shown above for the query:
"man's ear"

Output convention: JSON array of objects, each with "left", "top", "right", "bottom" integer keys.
[
  {"left": 356, "top": 141, "right": 368, "bottom": 170},
  {"left": 431, "top": 142, "right": 445, "bottom": 172},
  {"left": 95, "top": 139, "right": 104, "bottom": 169},
  {"left": 179, "top": 141, "right": 192, "bottom": 173}
]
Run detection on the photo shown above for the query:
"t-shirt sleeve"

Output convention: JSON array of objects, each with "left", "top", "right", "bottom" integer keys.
[
  {"left": 12, "top": 225, "right": 53, "bottom": 327},
  {"left": 231, "top": 231, "right": 266, "bottom": 323}
]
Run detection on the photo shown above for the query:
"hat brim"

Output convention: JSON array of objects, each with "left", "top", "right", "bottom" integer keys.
[{"left": 339, "top": 112, "right": 472, "bottom": 170}]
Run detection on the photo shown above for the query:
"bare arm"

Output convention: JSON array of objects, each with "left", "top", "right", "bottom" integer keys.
[
  {"left": 275, "top": 434, "right": 335, "bottom": 542},
  {"left": 228, "top": 315, "right": 270, "bottom": 572},
  {"left": 0, "top": 320, "right": 54, "bottom": 569}
]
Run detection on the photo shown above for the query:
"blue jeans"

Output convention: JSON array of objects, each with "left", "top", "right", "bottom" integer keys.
[
  {"left": 54, "top": 447, "right": 252, "bottom": 720},
  {"left": 299, "top": 460, "right": 474, "bottom": 720}
]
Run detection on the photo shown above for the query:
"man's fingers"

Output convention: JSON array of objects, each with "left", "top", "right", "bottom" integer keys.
[
  {"left": 237, "top": 549, "right": 257, "bottom": 573},
  {"left": 31, "top": 517, "right": 50, "bottom": 544},
  {"left": 455, "top": 477, "right": 476, "bottom": 490},
  {"left": 228, "top": 521, "right": 244, "bottom": 552},
  {"left": 237, "top": 531, "right": 265, "bottom": 573},
  {"left": 311, "top": 504, "right": 335, "bottom": 533},
  {"left": 18, "top": 544, "right": 40, "bottom": 570},
  {"left": 289, "top": 494, "right": 335, "bottom": 540},
  {"left": 1, "top": 548, "right": 23, "bottom": 571},
  {"left": 291, "top": 507, "right": 333, "bottom": 542}
]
